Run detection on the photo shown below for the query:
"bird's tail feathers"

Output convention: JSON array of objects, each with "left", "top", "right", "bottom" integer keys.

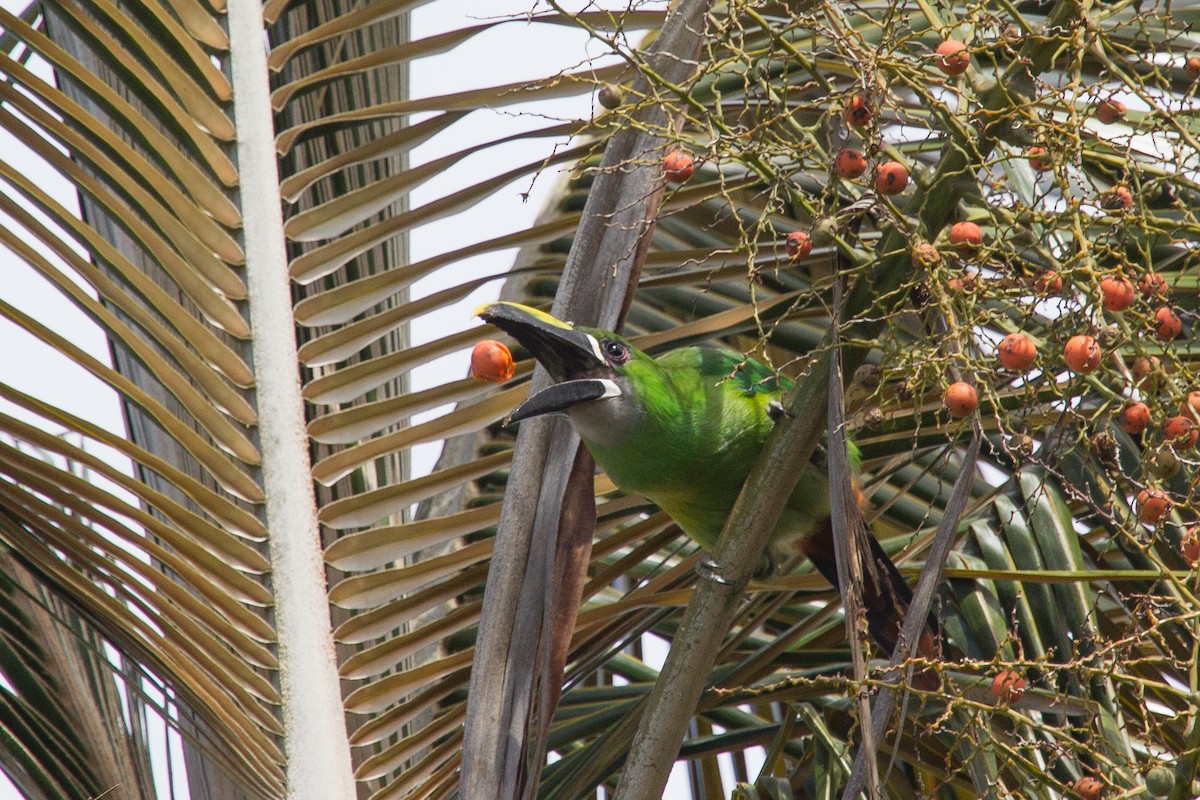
[{"left": 798, "top": 515, "right": 939, "bottom": 689}]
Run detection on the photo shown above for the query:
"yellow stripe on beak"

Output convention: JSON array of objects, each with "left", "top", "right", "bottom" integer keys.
[{"left": 473, "top": 301, "right": 575, "bottom": 330}]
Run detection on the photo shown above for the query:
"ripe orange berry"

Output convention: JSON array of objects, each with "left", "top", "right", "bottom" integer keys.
[
  {"left": 1137, "top": 488, "right": 1172, "bottom": 525},
  {"left": 471, "top": 339, "right": 515, "bottom": 383},
  {"left": 1099, "top": 275, "right": 1134, "bottom": 311},
  {"left": 845, "top": 94, "right": 872, "bottom": 127},
  {"left": 1183, "top": 526, "right": 1200, "bottom": 566},
  {"left": 1071, "top": 776, "right": 1103, "bottom": 800},
  {"left": 1132, "top": 355, "right": 1160, "bottom": 386},
  {"left": 1180, "top": 391, "right": 1200, "bottom": 419},
  {"left": 1162, "top": 415, "right": 1198, "bottom": 448},
  {"left": 1119, "top": 402, "right": 1151, "bottom": 435},
  {"left": 1138, "top": 272, "right": 1169, "bottom": 298},
  {"left": 947, "top": 272, "right": 978, "bottom": 292},
  {"left": 1100, "top": 185, "right": 1134, "bottom": 211},
  {"left": 948, "top": 221, "right": 983, "bottom": 254},
  {"left": 1063, "top": 335, "right": 1102, "bottom": 373},
  {"left": 944, "top": 381, "right": 978, "bottom": 418},
  {"left": 990, "top": 669, "right": 1026, "bottom": 703},
  {"left": 1034, "top": 270, "right": 1063, "bottom": 296},
  {"left": 1094, "top": 98, "right": 1126, "bottom": 124},
  {"left": 936, "top": 39, "right": 970, "bottom": 75},
  {"left": 1180, "top": 527, "right": 1200, "bottom": 566},
  {"left": 785, "top": 231, "right": 813, "bottom": 259},
  {"left": 875, "top": 161, "right": 909, "bottom": 195},
  {"left": 1154, "top": 306, "right": 1182, "bottom": 340},
  {"left": 1187, "top": 56, "right": 1200, "bottom": 80},
  {"left": 663, "top": 149, "right": 695, "bottom": 182},
  {"left": 1027, "top": 146, "right": 1051, "bottom": 172},
  {"left": 997, "top": 333, "right": 1036, "bottom": 372},
  {"left": 833, "top": 148, "right": 868, "bottom": 179}
]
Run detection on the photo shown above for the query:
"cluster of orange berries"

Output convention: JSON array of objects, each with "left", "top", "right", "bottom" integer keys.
[
  {"left": 1103, "top": 270, "right": 1200, "bottom": 561},
  {"left": 620, "top": 42, "right": 1200, "bottom": 196},
  {"left": 935, "top": 260, "right": 1199, "bottom": 555},
  {"left": 839, "top": 39, "right": 968, "bottom": 194},
  {"left": 656, "top": 37, "right": 979, "bottom": 216},
  {"left": 988, "top": 683, "right": 1113, "bottom": 798},
  {"left": 939, "top": 261, "right": 1184, "bottom": 417},
  {"left": 839, "top": 95, "right": 910, "bottom": 196},
  {"left": 986, "top": 668, "right": 1109, "bottom": 797},
  {"left": 1125, "top": 387, "right": 1200, "bottom": 549},
  {"left": 773, "top": 41, "right": 972, "bottom": 259}
]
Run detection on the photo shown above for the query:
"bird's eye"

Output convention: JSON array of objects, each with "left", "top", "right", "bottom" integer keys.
[{"left": 601, "top": 339, "right": 630, "bottom": 364}]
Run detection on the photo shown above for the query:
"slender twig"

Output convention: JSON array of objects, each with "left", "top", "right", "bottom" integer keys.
[
  {"left": 828, "top": 270, "right": 881, "bottom": 800},
  {"left": 841, "top": 426, "right": 982, "bottom": 800}
]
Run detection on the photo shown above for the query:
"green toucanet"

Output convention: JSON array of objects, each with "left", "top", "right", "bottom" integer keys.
[{"left": 477, "top": 301, "right": 935, "bottom": 660}]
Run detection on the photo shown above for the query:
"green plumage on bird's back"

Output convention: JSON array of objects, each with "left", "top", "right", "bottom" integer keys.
[
  {"left": 577, "top": 347, "right": 780, "bottom": 549},
  {"left": 567, "top": 344, "right": 846, "bottom": 553}
]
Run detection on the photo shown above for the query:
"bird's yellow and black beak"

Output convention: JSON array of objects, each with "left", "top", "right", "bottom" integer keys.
[{"left": 475, "top": 302, "right": 621, "bottom": 424}]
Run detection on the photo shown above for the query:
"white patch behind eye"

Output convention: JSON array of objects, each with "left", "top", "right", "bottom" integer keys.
[{"left": 585, "top": 333, "right": 606, "bottom": 363}]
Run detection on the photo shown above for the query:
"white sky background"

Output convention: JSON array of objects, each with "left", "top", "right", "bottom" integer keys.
[
  {"left": 406, "top": 0, "right": 598, "bottom": 477},
  {"left": 0, "top": 0, "right": 746, "bottom": 796}
]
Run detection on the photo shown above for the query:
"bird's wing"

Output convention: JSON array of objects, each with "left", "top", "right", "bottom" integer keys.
[{"left": 656, "top": 346, "right": 792, "bottom": 397}]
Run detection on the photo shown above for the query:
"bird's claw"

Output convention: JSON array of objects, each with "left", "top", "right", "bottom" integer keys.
[
  {"left": 811, "top": 440, "right": 828, "bottom": 469},
  {"left": 767, "top": 400, "right": 793, "bottom": 422},
  {"left": 697, "top": 555, "right": 735, "bottom": 586}
]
